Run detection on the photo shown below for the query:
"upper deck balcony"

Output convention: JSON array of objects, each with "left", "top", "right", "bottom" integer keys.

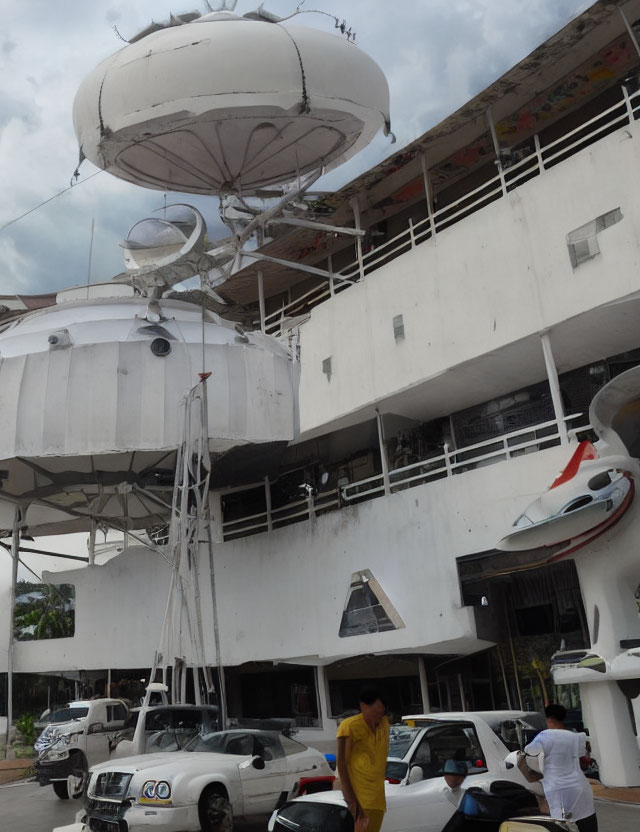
[{"left": 296, "top": 101, "right": 640, "bottom": 437}]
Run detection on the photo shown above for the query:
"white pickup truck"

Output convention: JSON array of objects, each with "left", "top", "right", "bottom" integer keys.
[
  {"left": 34, "top": 698, "right": 129, "bottom": 799},
  {"left": 35, "top": 682, "right": 220, "bottom": 801}
]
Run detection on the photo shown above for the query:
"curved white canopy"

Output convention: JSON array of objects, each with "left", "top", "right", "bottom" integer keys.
[{"left": 73, "top": 14, "right": 390, "bottom": 194}]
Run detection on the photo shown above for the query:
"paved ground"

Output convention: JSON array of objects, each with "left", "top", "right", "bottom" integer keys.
[
  {"left": 0, "top": 780, "right": 639, "bottom": 832},
  {"left": 0, "top": 781, "right": 269, "bottom": 832}
]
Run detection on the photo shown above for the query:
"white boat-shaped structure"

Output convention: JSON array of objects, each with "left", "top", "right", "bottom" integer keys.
[{"left": 497, "top": 441, "right": 634, "bottom": 557}]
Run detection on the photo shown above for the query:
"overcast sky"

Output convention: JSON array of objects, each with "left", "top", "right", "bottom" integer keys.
[{"left": 0, "top": 0, "right": 592, "bottom": 300}]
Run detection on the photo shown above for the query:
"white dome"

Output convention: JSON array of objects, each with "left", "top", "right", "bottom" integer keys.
[
  {"left": 0, "top": 297, "right": 298, "bottom": 533},
  {"left": 73, "top": 16, "right": 390, "bottom": 194}
]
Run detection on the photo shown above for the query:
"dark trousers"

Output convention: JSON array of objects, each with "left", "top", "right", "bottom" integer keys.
[{"left": 576, "top": 813, "right": 598, "bottom": 832}]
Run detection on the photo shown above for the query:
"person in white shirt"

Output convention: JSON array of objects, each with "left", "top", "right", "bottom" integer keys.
[
  {"left": 524, "top": 703, "right": 597, "bottom": 832},
  {"left": 441, "top": 759, "right": 468, "bottom": 808}
]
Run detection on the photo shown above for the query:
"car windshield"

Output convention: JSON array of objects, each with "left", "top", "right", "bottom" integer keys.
[
  {"left": 388, "top": 726, "right": 419, "bottom": 758},
  {"left": 182, "top": 731, "right": 257, "bottom": 755},
  {"left": 47, "top": 707, "right": 89, "bottom": 723}
]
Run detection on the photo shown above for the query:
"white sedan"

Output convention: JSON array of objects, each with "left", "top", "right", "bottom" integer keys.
[
  {"left": 269, "top": 714, "right": 545, "bottom": 832},
  {"left": 55, "top": 729, "right": 332, "bottom": 832}
]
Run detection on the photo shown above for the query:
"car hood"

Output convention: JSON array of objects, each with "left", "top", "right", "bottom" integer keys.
[
  {"left": 91, "top": 751, "right": 238, "bottom": 774},
  {"left": 293, "top": 790, "right": 348, "bottom": 807}
]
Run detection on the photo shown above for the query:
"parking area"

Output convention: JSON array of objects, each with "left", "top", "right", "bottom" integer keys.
[{"left": 1, "top": 780, "right": 639, "bottom": 832}]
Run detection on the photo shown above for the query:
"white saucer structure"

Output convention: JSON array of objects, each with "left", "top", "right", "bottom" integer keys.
[
  {"left": 498, "top": 366, "right": 640, "bottom": 786},
  {"left": 73, "top": 11, "right": 390, "bottom": 194},
  {"left": 0, "top": 287, "right": 297, "bottom": 535}
]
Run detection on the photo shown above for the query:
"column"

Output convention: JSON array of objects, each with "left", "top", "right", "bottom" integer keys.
[
  {"left": 580, "top": 681, "right": 640, "bottom": 786},
  {"left": 350, "top": 196, "right": 365, "bottom": 281},
  {"left": 540, "top": 332, "right": 568, "bottom": 445},
  {"left": 376, "top": 410, "right": 391, "bottom": 496},
  {"left": 418, "top": 657, "right": 431, "bottom": 713}
]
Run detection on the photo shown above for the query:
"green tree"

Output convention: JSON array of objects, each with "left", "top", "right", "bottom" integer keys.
[{"left": 14, "top": 581, "right": 75, "bottom": 641}]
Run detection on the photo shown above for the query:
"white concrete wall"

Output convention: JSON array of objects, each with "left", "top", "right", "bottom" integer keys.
[
  {"left": 298, "top": 121, "right": 640, "bottom": 433},
  {"left": 13, "top": 546, "right": 171, "bottom": 674},
  {"left": 12, "top": 443, "right": 569, "bottom": 673}
]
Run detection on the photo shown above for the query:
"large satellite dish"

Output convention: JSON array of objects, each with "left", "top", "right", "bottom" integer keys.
[{"left": 73, "top": 11, "right": 391, "bottom": 195}]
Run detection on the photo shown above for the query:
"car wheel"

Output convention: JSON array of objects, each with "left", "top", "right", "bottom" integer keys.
[
  {"left": 52, "top": 781, "right": 70, "bottom": 800},
  {"left": 199, "top": 787, "right": 233, "bottom": 832}
]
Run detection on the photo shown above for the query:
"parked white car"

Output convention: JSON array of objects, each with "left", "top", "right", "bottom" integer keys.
[
  {"left": 270, "top": 713, "right": 544, "bottom": 832},
  {"left": 389, "top": 711, "right": 546, "bottom": 782},
  {"left": 58, "top": 728, "right": 332, "bottom": 832}
]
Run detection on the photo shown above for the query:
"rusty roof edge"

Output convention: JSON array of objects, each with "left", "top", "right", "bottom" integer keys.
[{"left": 228, "top": 0, "right": 635, "bottom": 284}]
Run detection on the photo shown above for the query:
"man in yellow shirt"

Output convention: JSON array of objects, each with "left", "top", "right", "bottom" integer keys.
[{"left": 336, "top": 687, "right": 390, "bottom": 832}]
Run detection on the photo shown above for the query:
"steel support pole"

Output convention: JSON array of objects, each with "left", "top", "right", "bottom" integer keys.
[
  {"left": 206, "top": 519, "right": 227, "bottom": 729},
  {"left": 88, "top": 519, "right": 97, "bottom": 567},
  {"left": 5, "top": 506, "right": 20, "bottom": 757},
  {"left": 350, "top": 196, "right": 365, "bottom": 281},
  {"left": 328, "top": 254, "right": 335, "bottom": 297},
  {"left": 420, "top": 152, "right": 437, "bottom": 239},
  {"left": 486, "top": 108, "right": 508, "bottom": 197},
  {"left": 376, "top": 409, "right": 391, "bottom": 496},
  {"left": 540, "top": 332, "right": 568, "bottom": 445},
  {"left": 257, "top": 270, "right": 266, "bottom": 334}
]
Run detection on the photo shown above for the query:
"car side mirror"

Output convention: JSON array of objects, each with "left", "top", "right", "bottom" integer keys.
[
  {"left": 407, "top": 765, "right": 423, "bottom": 784},
  {"left": 252, "top": 755, "right": 266, "bottom": 770},
  {"left": 88, "top": 722, "right": 104, "bottom": 734}
]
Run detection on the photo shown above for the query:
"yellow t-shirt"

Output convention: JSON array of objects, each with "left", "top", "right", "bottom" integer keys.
[{"left": 337, "top": 713, "right": 390, "bottom": 811}]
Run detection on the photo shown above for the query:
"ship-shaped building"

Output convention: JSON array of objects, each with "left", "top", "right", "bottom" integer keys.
[{"left": 1, "top": 0, "right": 640, "bottom": 787}]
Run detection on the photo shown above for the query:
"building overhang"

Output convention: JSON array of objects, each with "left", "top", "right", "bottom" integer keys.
[{"left": 295, "top": 292, "right": 640, "bottom": 443}]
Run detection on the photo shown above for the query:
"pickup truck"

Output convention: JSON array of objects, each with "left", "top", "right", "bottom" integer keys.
[
  {"left": 35, "top": 684, "right": 219, "bottom": 799},
  {"left": 34, "top": 698, "right": 129, "bottom": 799}
]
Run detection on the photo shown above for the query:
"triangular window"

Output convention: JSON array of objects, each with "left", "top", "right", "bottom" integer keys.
[{"left": 339, "top": 569, "right": 405, "bottom": 638}]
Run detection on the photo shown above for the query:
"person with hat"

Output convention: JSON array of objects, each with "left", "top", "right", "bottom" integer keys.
[
  {"left": 442, "top": 759, "right": 468, "bottom": 807},
  {"left": 523, "top": 703, "right": 597, "bottom": 832}
]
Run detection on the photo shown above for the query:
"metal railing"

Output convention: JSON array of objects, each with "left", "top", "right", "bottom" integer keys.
[
  {"left": 341, "top": 414, "right": 589, "bottom": 503},
  {"left": 262, "top": 85, "right": 640, "bottom": 337},
  {"left": 221, "top": 414, "right": 593, "bottom": 540},
  {"left": 222, "top": 487, "right": 340, "bottom": 541}
]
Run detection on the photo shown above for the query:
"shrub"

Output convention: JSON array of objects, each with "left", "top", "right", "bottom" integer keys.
[{"left": 16, "top": 713, "right": 37, "bottom": 746}]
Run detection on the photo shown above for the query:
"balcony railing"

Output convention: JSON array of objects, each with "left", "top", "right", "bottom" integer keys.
[
  {"left": 221, "top": 414, "right": 591, "bottom": 541},
  {"left": 222, "top": 487, "right": 340, "bottom": 541},
  {"left": 262, "top": 85, "right": 640, "bottom": 338}
]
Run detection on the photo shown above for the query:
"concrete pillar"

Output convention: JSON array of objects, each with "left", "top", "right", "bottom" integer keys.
[
  {"left": 316, "top": 665, "right": 332, "bottom": 727},
  {"left": 580, "top": 681, "right": 640, "bottom": 786},
  {"left": 418, "top": 657, "right": 431, "bottom": 713},
  {"left": 376, "top": 409, "right": 391, "bottom": 496},
  {"left": 540, "top": 332, "right": 568, "bottom": 445}
]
